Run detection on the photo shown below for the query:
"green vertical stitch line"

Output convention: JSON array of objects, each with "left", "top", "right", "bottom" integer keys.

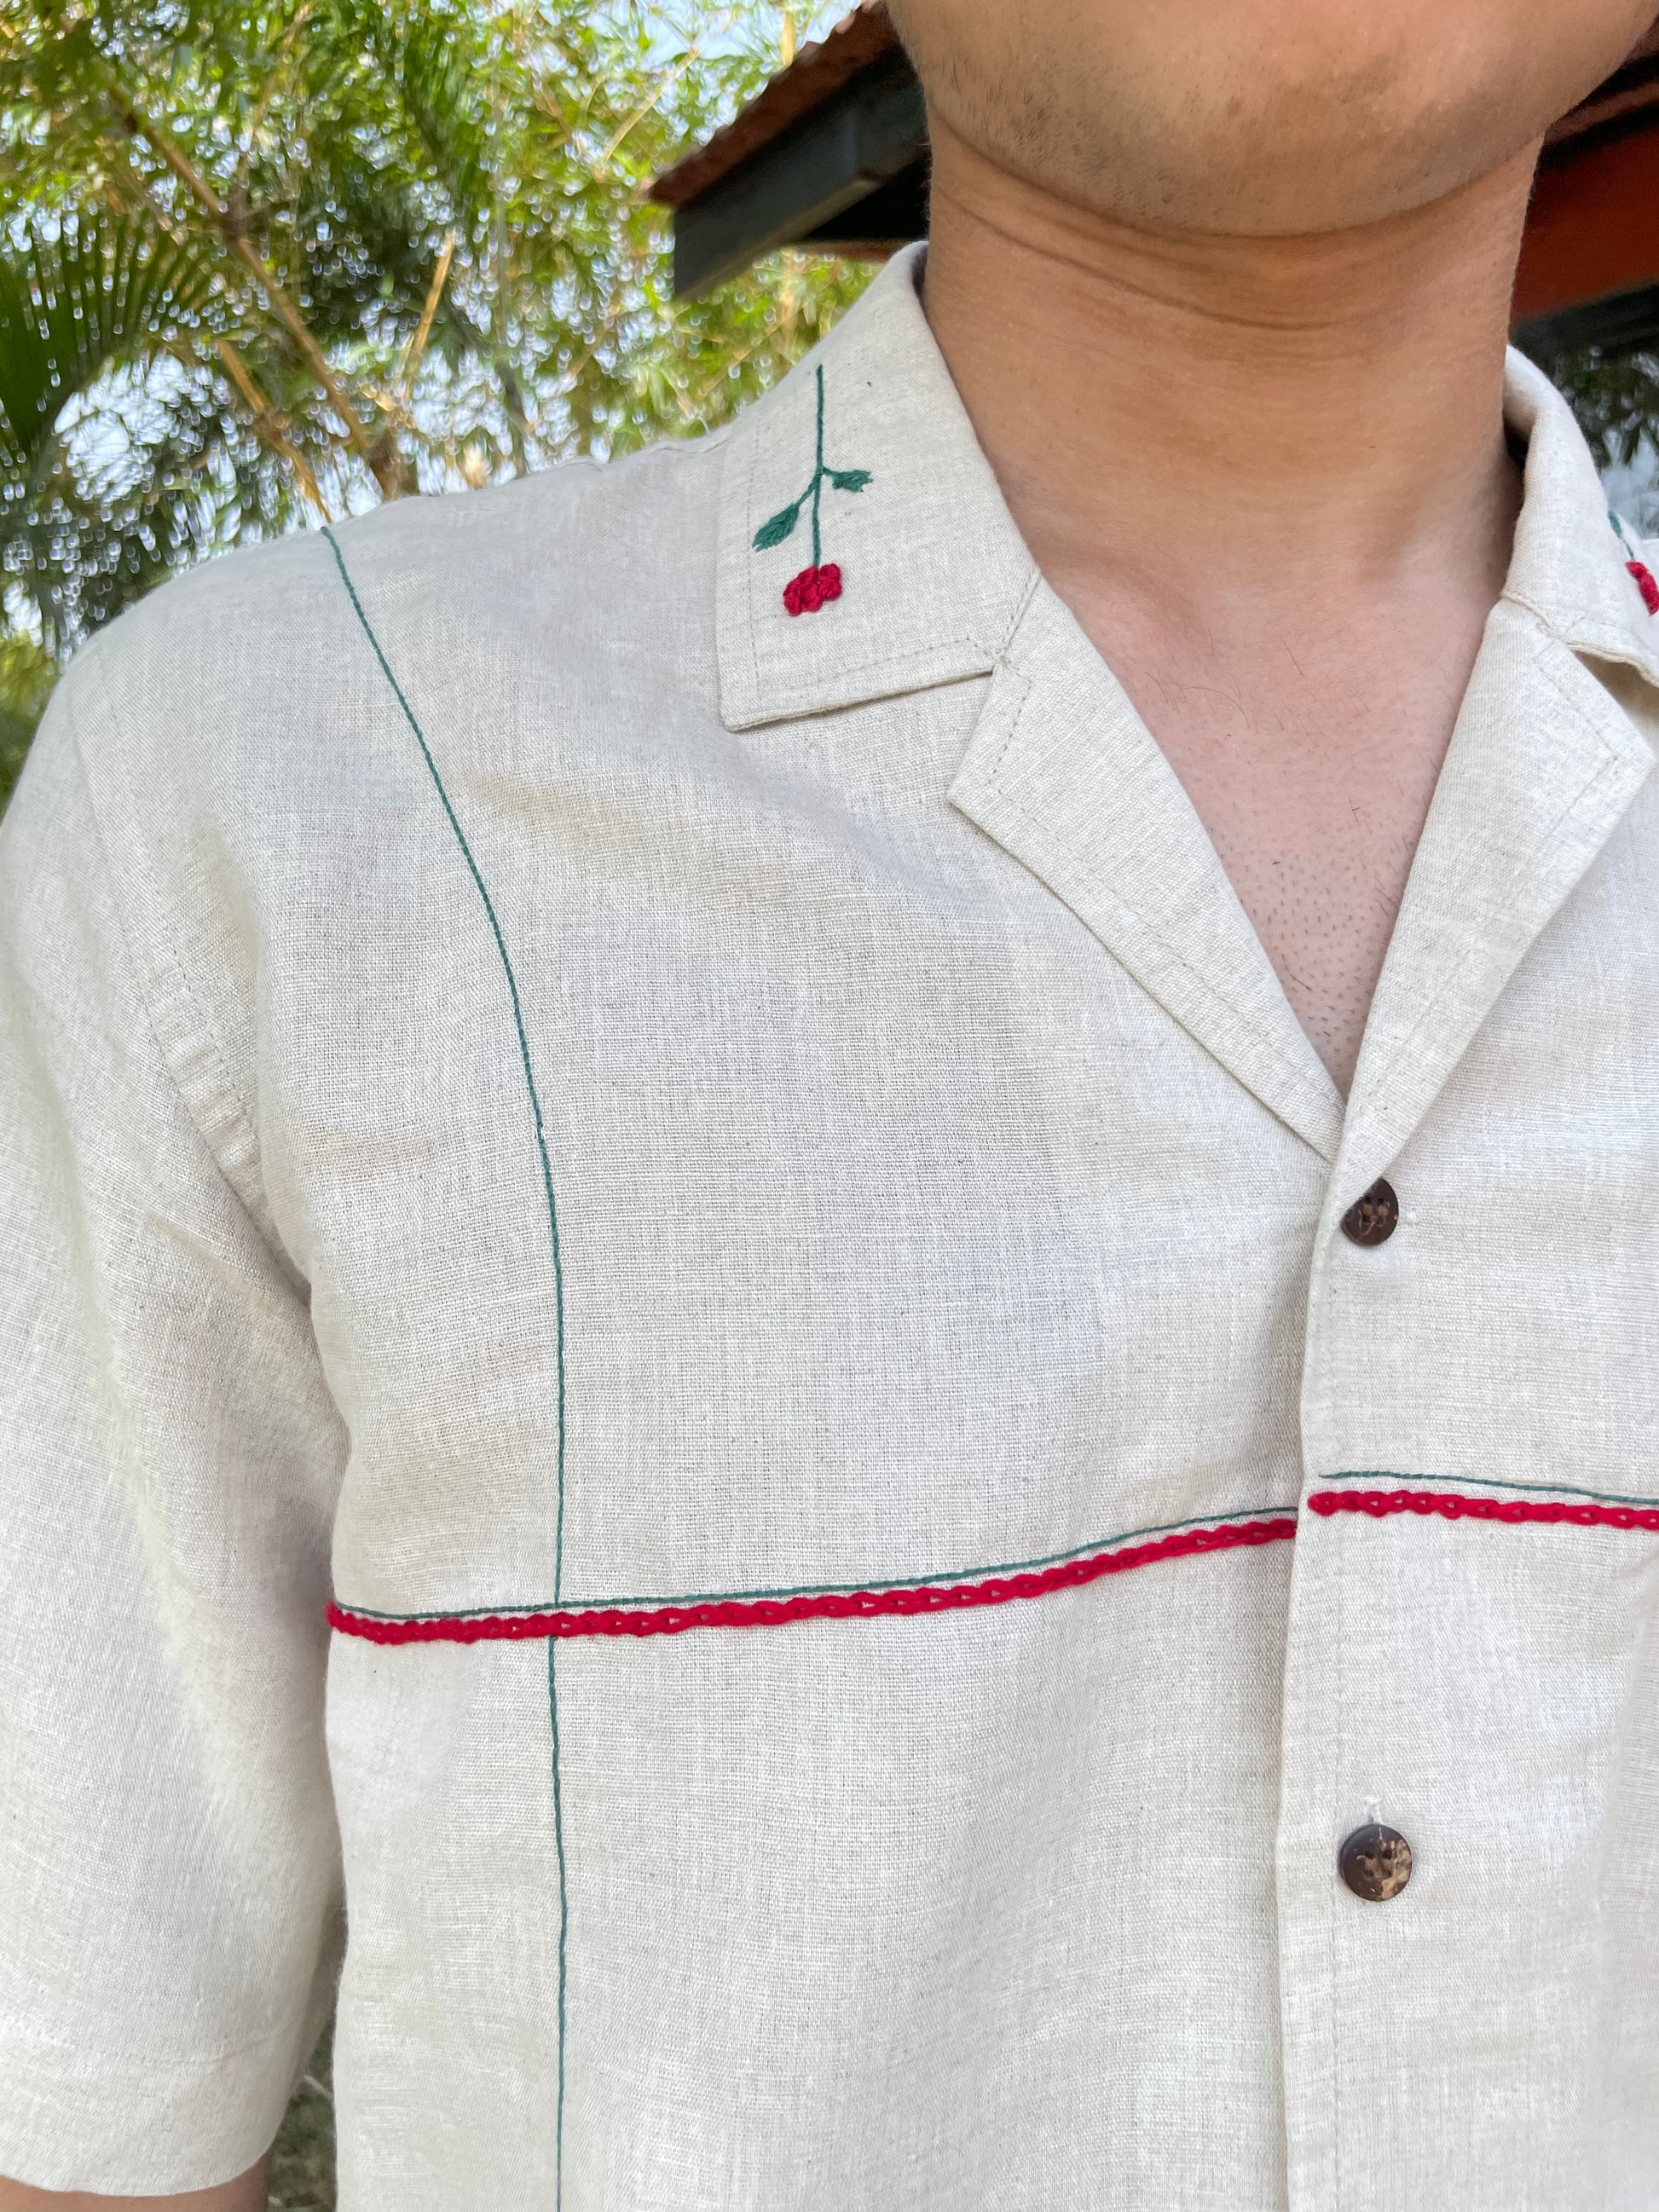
[
  {"left": 321, "top": 528, "right": 569, "bottom": 1600},
  {"left": 322, "top": 525, "right": 573, "bottom": 2207},
  {"left": 549, "top": 1637, "right": 569, "bottom": 2209},
  {"left": 811, "top": 361, "right": 824, "bottom": 569}
]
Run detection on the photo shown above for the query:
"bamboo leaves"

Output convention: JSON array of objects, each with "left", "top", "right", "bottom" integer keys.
[{"left": 0, "top": 0, "right": 876, "bottom": 783}]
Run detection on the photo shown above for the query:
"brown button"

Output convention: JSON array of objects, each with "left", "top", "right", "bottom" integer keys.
[
  {"left": 1340, "top": 1178, "right": 1398, "bottom": 1246},
  {"left": 1338, "top": 1822, "right": 1413, "bottom": 1901}
]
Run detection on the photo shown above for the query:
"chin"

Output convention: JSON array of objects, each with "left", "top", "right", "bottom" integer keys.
[
  {"left": 894, "top": 0, "right": 1658, "bottom": 236},
  {"left": 1035, "top": 108, "right": 1540, "bottom": 239}
]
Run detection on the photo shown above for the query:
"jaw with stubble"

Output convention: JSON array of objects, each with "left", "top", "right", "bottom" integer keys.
[{"left": 884, "top": 0, "right": 1657, "bottom": 235}]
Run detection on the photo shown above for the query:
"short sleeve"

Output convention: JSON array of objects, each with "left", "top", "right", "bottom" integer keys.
[{"left": 0, "top": 669, "right": 348, "bottom": 2192}]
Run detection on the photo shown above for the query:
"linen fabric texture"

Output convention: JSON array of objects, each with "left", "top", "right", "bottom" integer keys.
[{"left": 3, "top": 245, "right": 1659, "bottom": 2209}]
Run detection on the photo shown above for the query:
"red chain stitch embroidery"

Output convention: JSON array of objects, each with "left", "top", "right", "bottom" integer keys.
[
  {"left": 1308, "top": 1487, "right": 1659, "bottom": 1531},
  {"left": 327, "top": 1514, "right": 1298, "bottom": 1645},
  {"left": 328, "top": 1487, "right": 1659, "bottom": 1648}
]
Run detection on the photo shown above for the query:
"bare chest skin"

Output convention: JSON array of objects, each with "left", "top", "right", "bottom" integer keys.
[{"left": 1062, "top": 565, "right": 1510, "bottom": 1097}]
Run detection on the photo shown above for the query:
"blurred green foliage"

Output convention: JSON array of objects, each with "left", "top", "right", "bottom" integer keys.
[
  {"left": 1552, "top": 345, "right": 1659, "bottom": 528},
  {"left": 0, "top": 0, "right": 870, "bottom": 805},
  {"left": 0, "top": 630, "right": 54, "bottom": 798}
]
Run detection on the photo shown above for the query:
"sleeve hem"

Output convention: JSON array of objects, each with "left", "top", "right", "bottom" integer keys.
[{"left": 0, "top": 2001, "right": 318, "bottom": 2195}]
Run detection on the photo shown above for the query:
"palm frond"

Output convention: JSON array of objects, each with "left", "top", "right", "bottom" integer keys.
[
  {"left": 0, "top": 211, "right": 220, "bottom": 469},
  {"left": 314, "top": 0, "right": 494, "bottom": 228},
  {"left": 2, "top": 354, "right": 302, "bottom": 651}
]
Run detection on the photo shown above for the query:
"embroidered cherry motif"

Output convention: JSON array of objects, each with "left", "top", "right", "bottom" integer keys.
[
  {"left": 753, "top": 362, "right": 871, "bottom": 615},
  {"left": 783, "top": 563, "right": 842, "bottom": 616},
  {"left": 1608, "top": 510, "right": 1659, "bottom": 615}
]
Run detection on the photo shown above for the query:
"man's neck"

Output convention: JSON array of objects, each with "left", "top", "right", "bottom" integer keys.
[
  {"left": 918, "top": 118, "right": 1535, "bottom": 1097},
  {"left": 919, "top": 115, "right": 1532, "bottom": 611}
]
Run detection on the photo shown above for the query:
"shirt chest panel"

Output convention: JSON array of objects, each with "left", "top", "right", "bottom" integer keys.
[
  {"left": 263, "top": 697, "right": 1322, "bottom": 1616},
  {"left": 262, "top": 678, "right": 1659, "bottom": 1623}
]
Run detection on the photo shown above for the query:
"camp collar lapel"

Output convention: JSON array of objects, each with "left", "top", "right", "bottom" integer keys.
[
  {"left": 719, "top": 246, "right": 1344, "bottom": 1160},
  {"left": 1331, "top": 349, "right": 1659, "bottom": 1206},
  {"left": 716, "top": 243, "right": 1036, "bottom": 731},
  {"left": 719, "top": 268, "right": 1659, "bottom": 1176},
  {"left": 947, "top": 586, "right": 1347, "bottom": 1160}
]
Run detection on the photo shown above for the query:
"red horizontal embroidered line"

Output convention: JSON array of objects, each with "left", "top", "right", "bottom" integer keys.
[
  {"left": 326, "top": 1515, "right": 1298, "bottom": 1645},
  {"left": 1307, "top": 1487, "right": 1659, "bottom": 1532}
]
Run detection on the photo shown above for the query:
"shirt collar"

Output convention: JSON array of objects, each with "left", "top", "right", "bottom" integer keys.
[
  {"left": 716, "top": 243, "right": 1036, "bottom": 731},
  {"left": 1500, "top": 344, "right": 1659, "bottom": 690},
  {"left": 717, "top": 242, "right": 1659, "bottom": 732}
]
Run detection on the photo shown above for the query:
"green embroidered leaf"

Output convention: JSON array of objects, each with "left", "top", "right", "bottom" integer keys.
[
  {"left": 752, "top": 500, "right": 803, "bottom": 550},
  {"left": 829, "top": 468, "right": 871, "bottom": 494}
]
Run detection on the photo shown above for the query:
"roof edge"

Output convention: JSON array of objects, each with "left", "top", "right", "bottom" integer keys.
[{"left": 650, "top": 3, "right": 901, "bottom": 211}]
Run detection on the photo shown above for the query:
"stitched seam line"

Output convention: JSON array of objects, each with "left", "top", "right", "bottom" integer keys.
[
  {"left": 0, "top": 2003, "right": 321, "bottom": 2074},
  {"left": 1504, "top": 585, "right": 1659, "bottom": 684},
  {"left": 1352, "top": 632, "right": 1630, "bottom": 1121},
  {"left": 988, "top": 773, "right": 1338, "bottom": 1109},
  {"left": 327, "top": 1504, "right": 1301, "bottom": 1620},
  {"left": 321, "top": 526, "right": 571, "bottom": 2212},
  {"left": 1308, "top": 1487, "right": 1659, "bottom": 1531},
  {"left": 753, "top": 638, "right": 997, "bottom": 705},
  {"left": 984, "top": 776, "right": 1340, "bottom": 1141},
  {"left": 1320, "top": 1468, "right": 1659, "bottom": 1509},
  {"left": 322, "top": 528, "right": 569, "bottom": 1597},
  {"left": 327, "top": 1514, "right": 1300, "bottom": 1643},
  {"left": 328, "top": 1476, "right": 1659, "bottom": 1647}
]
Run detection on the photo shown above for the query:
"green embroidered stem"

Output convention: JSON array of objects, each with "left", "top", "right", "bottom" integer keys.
[
  {"left": 321, "top": 527, "right": 574, "bottom": 2206},
  {"left": 810, "top": 363, "right": 824, "bottom": 569},
  {"left": 749, "top": 362, "right": 872, "bottom": 568},
  {"left": 1316, "top": 1467, "right": 1659, "bottom": 1509}
]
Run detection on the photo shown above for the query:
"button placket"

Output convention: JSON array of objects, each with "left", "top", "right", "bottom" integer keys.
[{"left": 1277, "top": 1158, "right": 1415, "bottom": 2205}]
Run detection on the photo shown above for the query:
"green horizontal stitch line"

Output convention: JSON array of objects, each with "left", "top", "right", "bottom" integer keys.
[
  {"left": 1324, "top": 1469, "right": 1659, "bottom": 1510},
  {"left": 335, "top": 1501, "right": 1301, "bottom": 1624}
]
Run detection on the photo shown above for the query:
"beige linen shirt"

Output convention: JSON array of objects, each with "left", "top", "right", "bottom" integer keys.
[{"left": 4, "top": 245, "right": 1659, "bottom": 2210}]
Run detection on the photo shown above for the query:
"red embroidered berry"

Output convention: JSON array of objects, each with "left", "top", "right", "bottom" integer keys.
[
  {"left": 783, "top": 563, "right": 841, "bottom": 617},
  {"left": 1629, "top": 559, "right": 1659, "bottom": 616}
]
